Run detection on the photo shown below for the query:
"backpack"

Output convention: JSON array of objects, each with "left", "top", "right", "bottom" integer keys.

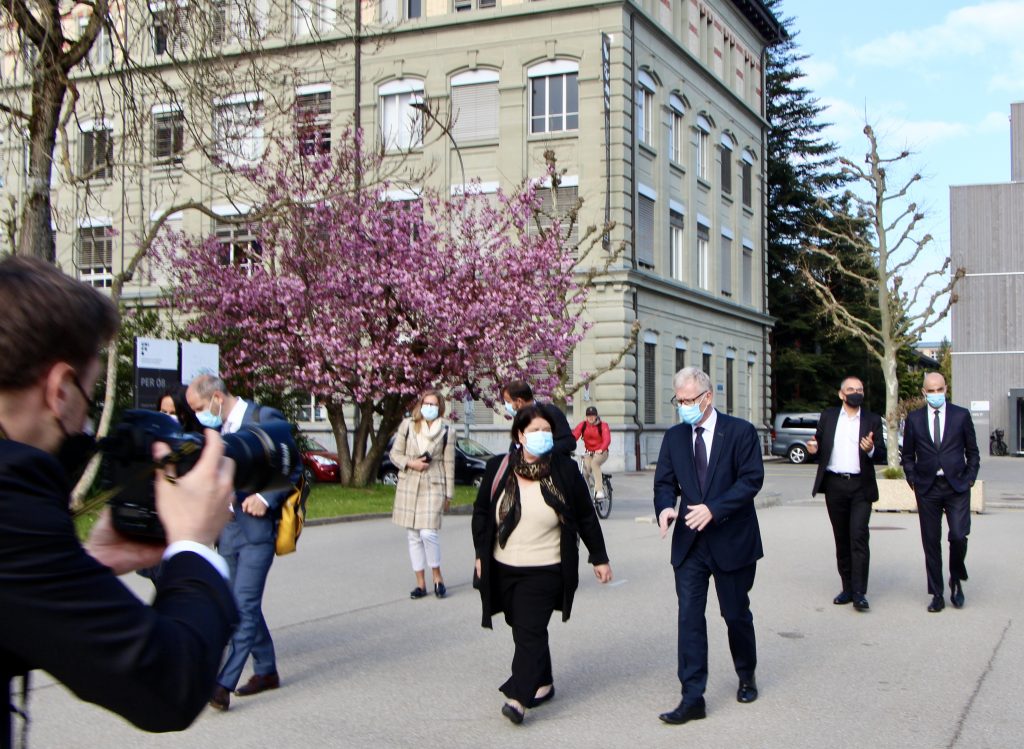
[{"left": 252, "top": 405, "right": 309, "bottom": 556}]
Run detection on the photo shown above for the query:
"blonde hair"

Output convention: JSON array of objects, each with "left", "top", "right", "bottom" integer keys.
[{"left": 412, "top": 389, "right": 445, "bottom": 432}]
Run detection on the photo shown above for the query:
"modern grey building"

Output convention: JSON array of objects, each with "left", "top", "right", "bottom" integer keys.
[{"left": 949, "top": 101, "right": 1024, "bottom": 455}]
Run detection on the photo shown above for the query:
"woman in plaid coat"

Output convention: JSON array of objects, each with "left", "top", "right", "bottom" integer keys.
[{"left": 391, "top": 389, "right": 456, "bottom": 599}]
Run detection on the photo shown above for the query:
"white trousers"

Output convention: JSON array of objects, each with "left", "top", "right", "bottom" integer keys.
[{"left": 407, "top": 528, "right": 441, "bottom": 572}]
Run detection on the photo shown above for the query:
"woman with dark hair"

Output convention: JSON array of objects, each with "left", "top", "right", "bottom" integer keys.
[
  {"left": 472, "top": 403, "right": 613, "bottom": 725},
  {"left": 157, "top": 384, "right": 201, "bottom": 431}
]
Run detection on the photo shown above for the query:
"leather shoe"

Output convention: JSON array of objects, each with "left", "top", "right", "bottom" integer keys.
[
  {"left": 833, "top": 591, "right": 852, "bottom": 605},
  {"left": 928, "top": 595, "right": 945, "bottom": 613},
  {"left": 410, "top": 587, "right": 427, "bottom": 599},
  {"left": 434, "top": 582, "right": 447, "bottom": 599},
  {"left": 659, "top": 699, "right": 706, "bottom": 725},
  {"left": 209, "top": 685, "right": 230, "bottom": 711},
  {"left": 737, "top": 678, "right": 758, "bottom": 703},
  {"left": 235, "top": 672, "right": 280, "bottom": 697},
  {"left": 950, "top": 577, "right": 965, "bottom": 608},
  {"left": 852, "top": 594, "right": 870, "bottom": 612}
]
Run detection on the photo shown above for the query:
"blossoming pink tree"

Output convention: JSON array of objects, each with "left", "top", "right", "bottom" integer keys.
[{"left": 159, "top": 128, "right": 587, "bottom": 485}]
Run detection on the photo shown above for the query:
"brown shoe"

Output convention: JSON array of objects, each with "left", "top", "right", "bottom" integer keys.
[
  {"left": 209, "top": 685, "right": 230, "bottom": 711},
  {"left": 234, "top": 672, "right": 281, "bottom": 697}
]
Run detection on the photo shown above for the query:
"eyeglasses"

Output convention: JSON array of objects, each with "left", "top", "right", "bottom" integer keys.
[
  {"left": 71, "top": 373, "right": 98, "bottom": 414},
  {"left": 671, "top": 391, "right": 708, "bottom": 408}
]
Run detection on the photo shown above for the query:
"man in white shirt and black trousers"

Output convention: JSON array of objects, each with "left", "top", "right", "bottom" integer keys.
[{"left": 808, "top": 376, "right": 887, "bottom": 612}]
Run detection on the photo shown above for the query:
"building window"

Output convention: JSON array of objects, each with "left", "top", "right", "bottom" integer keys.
[
  {"left": 80, "top": 125, "right": 113, "bottom": 180},
  {"left": 77, "top": 225, "right": 113, "bottom": 288},
  {"left": 152, "top": 2, "right": 190, "bottom": 56},
  {"left": 669, "top": 94, "right": 685, "bottom": 164},
  {"left": 636, "top": 71, "right": 656, "bottom": 147},
  {"left": 720, "top": 232, "right": 732, "bottom": 297},
  {"left": 747, "top": 359, "right": 755, "bottom": 422},
  {"left": 726, "top": 355, "right": 735, "bottom": 415},
  {"left": 294, "top": 0, "right": 336, "bottom": 35},
  {"left": 379, "top": 79, "right": 424, "bottom": 151},
  {"left": 81, "top": 17, "right": 112, "bottom": 68},
  {"left": 644, "top": 339, "right": 657, "bottom": 424},
  {"left": 296, "top": 86, "right": 331, "bottom": 154},
  {"left": 152, "top": 108, "right": 184, "bottom": 167},
  {"left": 742, "top": 151, "right": 754, "bottom": 208},
  {"left": 455, "top": 0, "right": 496, "bottom": 11},
  {"left": 696, "top": 223, "right": 709, "bottom": 290},
  {"left": 530, "top": 184, "right": 580, "bottom": 248},
  {"left": 742, "top": 241, "right": 753, "bottom": 305},
  {"left": 702, "top": 348, "right": 712, "bottom": 377},
  {"left": 215, "top": 219, "right": 261, "bottom": 276},
  {"left": 214, "top": 95, "right": 265, "bottom": 166},
  {"left": 528, "top": 61, "right": 579, "bottom": 135},
  {"left": 636, "top": 191, "right": 655, "bottom": 269},
  {"left": 695, "top": 115, "right": 711, "bottom": 182},
  {"left": 675, "top": 340, "right": 687, "bottom": 373},
  {"left": 720, "top": 134, "right": 734, "bottom": 195},
  {"left": 407, "top": 0, "right": 422, "bottom": 18},
  {"left": 451, "top": 71, "right": 499, "bottom": 143},
  {"left": 670, "top": 210, "right": 685, "bottom": 282}
]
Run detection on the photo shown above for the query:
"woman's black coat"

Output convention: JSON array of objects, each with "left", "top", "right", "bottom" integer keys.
[{"left": 471, "top": 451, "right": 610, "bottom": 628}]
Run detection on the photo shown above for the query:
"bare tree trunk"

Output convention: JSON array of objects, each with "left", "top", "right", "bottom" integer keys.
[{"left": 17, "top": 74, "right": 64, "bottom": 261}]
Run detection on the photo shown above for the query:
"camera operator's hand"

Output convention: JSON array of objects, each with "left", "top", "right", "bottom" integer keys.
[
  {"left": 86, "top": 508, "right": 165, "bottom": 575},
  {"left": 155, "top": 429, "right": 235, "bottom": 548},
  {"left": 241, "top": 495, "right": 268, "bottom": 517}
]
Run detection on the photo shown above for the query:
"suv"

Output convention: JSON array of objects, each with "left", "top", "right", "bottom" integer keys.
[{"left": 771, "top": 412, "right": 820, "bottom": 464}]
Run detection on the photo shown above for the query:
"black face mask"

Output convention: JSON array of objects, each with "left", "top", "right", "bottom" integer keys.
[
  {"left": 56, "top": 426, "right": 98, "bottom": 486},
  {"left": 845, "top": 393, "right": 865, "bottom": 408}
]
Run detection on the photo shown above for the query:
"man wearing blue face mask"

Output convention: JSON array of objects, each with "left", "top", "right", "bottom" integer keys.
[
  {"left": 901, "top": 372, "right": 980, "bottom": 613},
  {"left": 500, "top": 380, "right": 576, "bottom": 458},
  {"left": 653, "top": 366, "right": 764, "bottom": 726},
  {"left": 186, "top": 375, "right": 300, "bottom": 710}
]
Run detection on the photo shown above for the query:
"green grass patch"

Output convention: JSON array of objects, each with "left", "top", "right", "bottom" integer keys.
[{"left": 306, "top": 482, "right": 477, "bottom": 520}]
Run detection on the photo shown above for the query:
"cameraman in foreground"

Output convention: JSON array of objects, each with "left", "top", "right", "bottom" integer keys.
[{"left": 0, "top": 257, "right": 239, "bottom": 747}]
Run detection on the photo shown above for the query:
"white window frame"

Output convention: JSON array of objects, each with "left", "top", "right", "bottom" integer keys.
[
  {"left": 379, "top": 79, "right": 424, "bottom": 151},
  {"left": 695, "top": 114, "right": 711, "bottom": 182},
  {"left": 669, "top": 94, "right": 685, "bottom": 164},
  {"left": 150, "top": 1, "right": 190, "bottom": 56},
  {"left": 296, "top": 83, "right": 332, "bottom": 153},
  {"left": 696, "top": 218, "right": 710, "bottom": 290},
  {"left": 77, "top": 218, "right": 114, "bottom": 288},
  {"left": 720, "top": 132, "right": 735, "bottom": 195},
  {"left": 151, "top": 104, "right": 185, "bottom": 167},
  {"left": 293, "top": 0, "right": 336, "bottom": 36},
  {"left": 742, "top": 149, "right": 755, "bottom": 208},
  {"left": 670, "top": 202, "right": 685, "bottom": 282},
  {"left": 214, "top": 92, "right": 265, "bottom": 167},
  {"left": 528, "top": 60, "right": 579, "bottom": 135},
  {"left": 80, "top": 16, "right": 112, "bottom": 68},
  {"left": 80, "top": 121, "right": 114, "bottom": 180},
  {"left": 636, "top": 70, "right": 656, "bottom": 147},
  {"left": 214, "top": 213, "right": 261, "bottom": 277}
]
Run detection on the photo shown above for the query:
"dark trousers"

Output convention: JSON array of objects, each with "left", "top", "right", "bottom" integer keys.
[
  {"left": 824, "top": 473, "right": 873, "bottom": 595},
  {"left": 915, "top": 477, "right": 971, "bottom": 596},
  {"left": 674, "top": 534, "right": 757, "bottom": 705},
  {"left": 494, "top": 561, "right": 562, "bottom": 706}
]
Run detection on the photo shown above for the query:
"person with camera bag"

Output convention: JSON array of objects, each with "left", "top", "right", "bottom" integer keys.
[
  {"left": 390, "top": 389, "right": 455, "bottom": 599},
  {"left": 0, "top": 257, "right": 239, "bottom": 748},
  {"left": 186, "top": 374, "right": 300, "bottom": 711}
]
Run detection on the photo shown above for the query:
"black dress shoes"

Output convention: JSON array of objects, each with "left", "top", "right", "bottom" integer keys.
[
  {"left": 852, "top": 594, "right": 870, "bottom": 612},
  {"left": 737, "top": 678, "right": 758, "bottom": 703},
  {"left": 833, "top": 591, "right": 852, "bottom": 605},
  {"left": 659, "top": 699, "right": 706, "bottom": 725},
  {"left": 209, "top": 685, "right": 230, "bottom": 711},
  {"left": 928, "top": 595, "right": 945, "bottom": 613},
  {"left": 950, "top": 577, "right": 965, "bottom": 608}
]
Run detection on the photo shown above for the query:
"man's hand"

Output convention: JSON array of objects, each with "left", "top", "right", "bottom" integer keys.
[
  {"left": 658, "top": 508, "right": 678, "bottom": 538},
  {"left": 154, "top": 429, "right": 235, "bottom": 547},
  {"left": 859, "top": 432, "right": 874, "bottom": 453},
  {"left": 593, "top": 563, "right": 613, "bottom": 583},
  {"left": 85, "top": 508, "right": 165, "bottom": 575},
  {"left": 684, "top": 504, "right": 713, "bottom": 532},
  {"left": 241, "top": 495, "right": 268, "bottom": 517}
]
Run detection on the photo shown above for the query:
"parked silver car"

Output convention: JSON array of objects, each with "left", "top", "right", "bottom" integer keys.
[{"left": 770, "top": 412, "right": 820, "bottom": 464}]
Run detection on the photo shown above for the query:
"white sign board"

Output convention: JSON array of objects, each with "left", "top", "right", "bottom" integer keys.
[
  {"left": 135, "top": 337, "right": 178, "bottom": 370},
  {"left": 970, "top": 401, "right": 990, "bottom": 412},
  {"left": 180, "top": 342, "right": 219, "bottom": 384}
]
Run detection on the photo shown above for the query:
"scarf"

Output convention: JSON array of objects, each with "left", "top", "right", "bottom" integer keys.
[{"left": 496, "top": 448, "right": 568, "bottom": 549}]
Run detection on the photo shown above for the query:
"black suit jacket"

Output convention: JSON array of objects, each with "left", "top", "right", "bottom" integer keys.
[
  {"left": 901, "top": 403, "right": 980, "bottom": 494},
  {"left": 811, "top": 406, "right": 887, "bottom": 501},
  {"left": 0, "top": 440, "right": 238, "bottom": 745},
  {"left": 653, "top": 411, "right": 764, "bottom": 571}
]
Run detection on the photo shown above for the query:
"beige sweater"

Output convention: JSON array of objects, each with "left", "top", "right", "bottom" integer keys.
[{"left": 493, "top": 477, "right": 561, "bottom": 567}]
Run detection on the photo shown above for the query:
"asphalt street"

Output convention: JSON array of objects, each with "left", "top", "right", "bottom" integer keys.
[{"left": 26, "top": 457, "right": 1024, "bottom": 748}]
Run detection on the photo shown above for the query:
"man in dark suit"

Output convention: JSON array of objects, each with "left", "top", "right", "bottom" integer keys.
[
  {"left": 807, "top": 376, "right": 887, "bottom": 611},
  {"left": 654, "top": 366, "right": 764, "bottom": 725},
  {"left": 187, "top": 375, "right": 299, "bottom": 710},
  {"left": 901, "top": 372, "right": 980, "bottom": 612},
  {"left": 501, "top": 380, "right": 576, "bottom": 457},
  {"left": 0, "top": 257, "right": 238, "bottom": 746}
]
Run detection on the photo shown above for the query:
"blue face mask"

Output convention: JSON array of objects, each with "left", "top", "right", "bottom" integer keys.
[
  {"left": 196, "top": 398, "right": 223, "bottom": 429},
  {"left": 523, "top": 431, "right": 554, "bottom": 456},
  {"left": 504, "top": 402, "right": 517, "bottom": 418},
  {"left": 926, "top": 393, "right": 946, "bottom": 409},
  {"left": 421, "top": 404, "right": 439, "bottom": 422}
]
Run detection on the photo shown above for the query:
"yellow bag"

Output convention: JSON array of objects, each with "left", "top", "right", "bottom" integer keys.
[{"left": 275, "top": 477, "right": 310, "bottom": 556}]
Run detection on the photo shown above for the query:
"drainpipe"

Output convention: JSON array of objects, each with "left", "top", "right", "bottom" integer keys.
[
  {"left": 759, "top": 44, "right": 770, "bottom": 447},
  {"left": 628, "top": 12, "right": 644, "bottom": 471}
]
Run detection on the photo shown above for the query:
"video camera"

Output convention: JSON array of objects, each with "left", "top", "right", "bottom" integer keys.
[{"left": 99, "top": 410, "right": 298, "bottom": 541}]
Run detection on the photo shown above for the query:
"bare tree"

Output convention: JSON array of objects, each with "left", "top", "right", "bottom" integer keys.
[{"left": 800, "top": 124, "right": 965, "bottom": 471}]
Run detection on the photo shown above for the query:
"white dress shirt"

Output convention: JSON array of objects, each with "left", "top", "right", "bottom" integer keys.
[
  {"left": 693, "top": 407, "right": 718, "bottom": 460},
  {"left": 826, "top": 407, "right": 862, "bottom": 475}
]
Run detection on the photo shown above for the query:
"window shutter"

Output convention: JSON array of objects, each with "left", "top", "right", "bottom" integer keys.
[
  {"left": 720, "top": 235, "right": 732, "bottom": 296},
  {"left": 644, "top": 342, "right": 656, "bottom": 423},
  {"left": 451, "top": 82, "right": 499, "bottom": 143},
  {"left": 637, "top": 195, "right": 655, "bottom": 267}
]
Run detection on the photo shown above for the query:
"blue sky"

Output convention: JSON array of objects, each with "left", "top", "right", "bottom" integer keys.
[{"left": 777, "top": 0, "right": 1024, "bottom": 342}]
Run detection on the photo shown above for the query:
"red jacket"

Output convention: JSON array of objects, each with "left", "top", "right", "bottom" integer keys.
[{"left": 573, "top": 419, "right": 611, "bottom": 452}]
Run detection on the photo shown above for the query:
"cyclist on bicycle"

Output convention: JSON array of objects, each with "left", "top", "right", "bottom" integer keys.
[{"left": 573, "top": 406, "right": 611, "bottom": 499}]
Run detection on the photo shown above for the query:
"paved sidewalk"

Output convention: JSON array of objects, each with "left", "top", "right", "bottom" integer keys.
[{"left": 27, "top": 471, "right": 1024, "bottom": 748}]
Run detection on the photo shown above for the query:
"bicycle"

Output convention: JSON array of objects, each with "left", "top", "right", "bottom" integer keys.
[{"left": 579, "top": 452, "right": 613, "bottom": 519}]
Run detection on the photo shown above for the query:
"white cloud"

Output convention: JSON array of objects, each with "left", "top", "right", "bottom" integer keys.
[
  {"left": 799, "top": 58, "right": 839, "bottom": 90},
  {"left": 851, "top": 1, "right": 1024, "bottom": 67},
  {"left": 977, "top": 110, "right": 1010, "bottom": 133}
]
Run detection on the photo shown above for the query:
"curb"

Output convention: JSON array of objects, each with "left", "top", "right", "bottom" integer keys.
[{"left": 304, "top": 501, "right": 474, "bottom": 528}]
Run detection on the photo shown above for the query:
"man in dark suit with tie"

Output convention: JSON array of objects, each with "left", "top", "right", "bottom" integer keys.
[
  {"left": 187, "top": 375, "right": 300, "bottom": 710},
  {"left": 901, "top": 372, "right": 980, "bottom": 612},
  {"left": 807, "top": 376, "right": 887, "bottom": 611},
  {"left": 0, "top": 257, "right": 238, "bottom": 745},
  {"left": 654, "top": 366, "right": 764, "bottom": 725}
]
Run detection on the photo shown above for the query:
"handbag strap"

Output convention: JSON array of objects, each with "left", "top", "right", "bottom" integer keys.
[{"left": 490, "top": 453, "right": 511, "bottom": 503}]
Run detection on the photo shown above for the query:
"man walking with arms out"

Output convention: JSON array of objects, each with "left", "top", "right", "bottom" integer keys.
[
  {"left": 654, "top": 367, "right": 764, "bottom": 725},
  {"left": 901, "top": 372, "right": 980, "bottom": 612}
]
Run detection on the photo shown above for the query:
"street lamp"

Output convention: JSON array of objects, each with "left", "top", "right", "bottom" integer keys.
[{"left": 410, "top": 100, "right": 467, "bottom": 193}]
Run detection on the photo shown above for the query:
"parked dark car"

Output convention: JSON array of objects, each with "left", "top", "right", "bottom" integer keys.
[
  {"left": 378, "top": 435, "right": 495, "bottom": 488},
  {"left": 296, "top": 433, "right": 340, "bottom": 484},
  {"left": 770, "top": 412, "right": 820, "bottom": 464}
]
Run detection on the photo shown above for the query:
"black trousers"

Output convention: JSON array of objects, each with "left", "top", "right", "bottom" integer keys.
[
  {"left": 674, "top": 534, "right": 757, "bottom": 705},
  {"left": 824, "top": 473, "right": 873, "bottom": 595},
  {"left": 916, "top": 477, "right": 971, "bottom": 596},
  {"left": 494, "top": 560, "right": 562, "bottom": 706}
]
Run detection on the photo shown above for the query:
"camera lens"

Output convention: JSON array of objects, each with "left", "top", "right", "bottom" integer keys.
[{"left": 222, "top": 420, "right": 299, "bottom": 494}]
